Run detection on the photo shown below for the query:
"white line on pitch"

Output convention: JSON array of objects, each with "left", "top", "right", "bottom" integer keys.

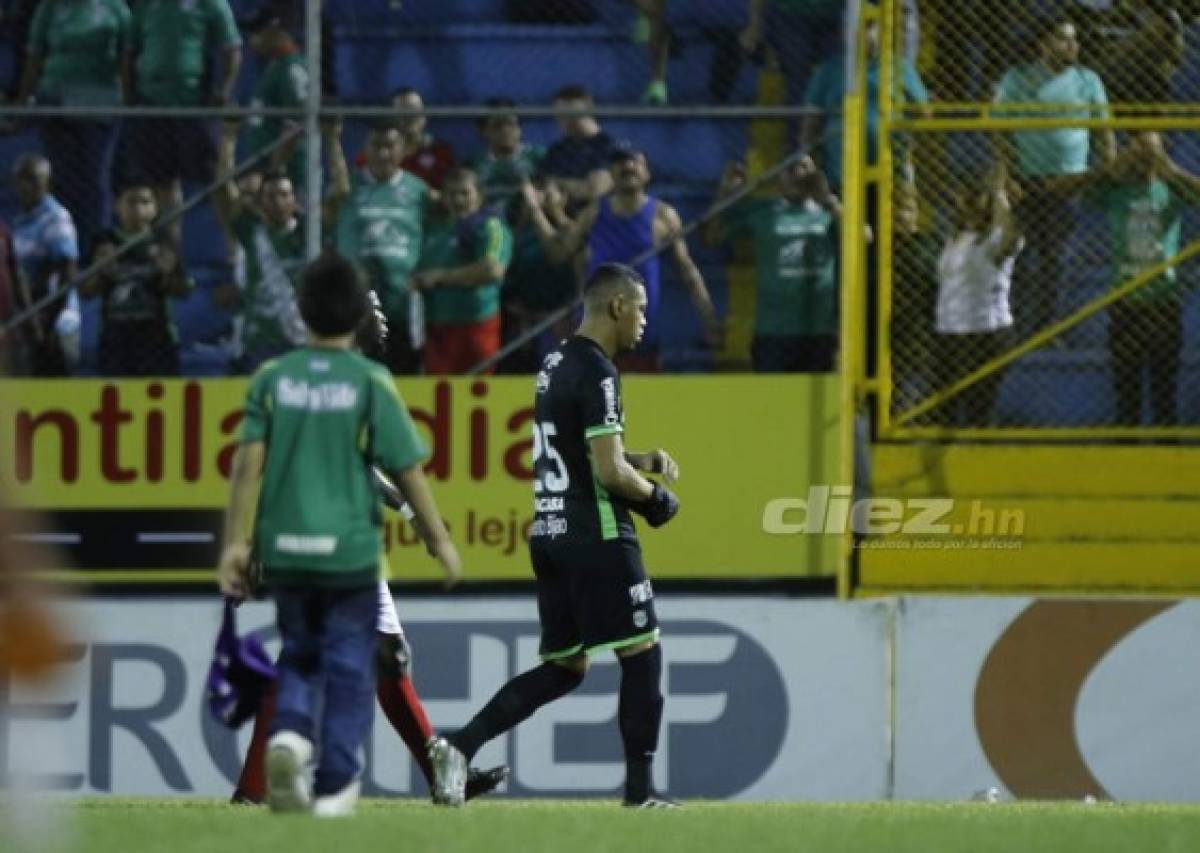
[
  {"left": 136, "top": 532, "right": 215, "bottom": 544},
  {"left": 10, "top": 533, "right": 81, "bottom": 545}
]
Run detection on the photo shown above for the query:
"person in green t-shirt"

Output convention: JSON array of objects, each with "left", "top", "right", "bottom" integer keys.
[
  {"left": 706, "top": 157, "right": 840, "bottom": 372},
  {"left": 15, "top": 0, "right": 131, "bottom": 250},
  {"left": 217, "top": 252, "right": 461, "bottom": 816},
  {"left": 412, "top": 168, "right": 513, "bottom": 375},
  {"left": 469, "top": 97, "right": 546, "bottom": 214},
  {"left": 329, "top": 119, "right": 432, "bottom": 375},
  {"left": 243, "top": 11, "right": 308, "bottom": 191},
  {"left": 119, "top": 0, "right": 242, "bottom": 241},
  {"left": 1054, "top": 131, "right": 1200, "bottom": 426}
]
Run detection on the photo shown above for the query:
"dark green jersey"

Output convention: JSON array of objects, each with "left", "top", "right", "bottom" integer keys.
[
  {"left": 531, "top": 336, "right": 637, "bottom": 545},
  {"left": 241, "top": 348, "right": 427, "bottom": 581},
  {"left": 231, "top": 210, "right": 306, "bottom": 352},
  {"left": 131, "top": 0, "right": 241, "bottom": 106},
  {"left": 724, "top": 197, "right": 838, "bottom": 336},
  {"left": 334, "top": 170, "right": 430, "bottom": 324},
  {"left": 29, "top": 0, "right": 131, "bottom": 106},
  {"left": 469, "top": 144, "right": 546, "bottom": 211},
  {"left": 246, "top": 52, "right": 308, "bottom": 186},
  {"left": 419, "top": 211, "right": 512, "bottom": 325},
  {"left": 93, "top": 227, "right": 188, "bottom": 334}
]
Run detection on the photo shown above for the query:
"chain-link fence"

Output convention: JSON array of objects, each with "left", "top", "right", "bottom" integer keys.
[
  {"left": 0, "top": 0, "right": 859, "bottom": 379},
  {"left": 872, "top": 0, "right": 1200, "bottom": 435}
]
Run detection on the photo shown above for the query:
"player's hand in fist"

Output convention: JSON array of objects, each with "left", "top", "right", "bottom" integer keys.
[{"left": 639, "top": 482, "right": 680, "bottom": 528}]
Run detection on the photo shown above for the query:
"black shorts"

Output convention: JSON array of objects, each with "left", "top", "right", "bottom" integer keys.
[
  {"left": 532, "top": 538, "right": 659, "bottom": 660},
  {"left": 116, "top": 117, "right": 215, "bottom": 186}
]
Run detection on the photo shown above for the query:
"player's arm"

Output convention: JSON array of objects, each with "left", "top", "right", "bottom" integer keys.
[
  {"left": 591, "top": 433, "right": 678, "bottom": 527},
  {"left": 217, "top": 440, "right": 265, "bottom": 600},
  {"left": 661, "top": 202, "right": 721, "bottom": 346},
  {"left": 624, "top": 449, "right": 679, "bottom": 485},
  {"left": 389, "top": 464, "right": 462, "bottom": 588}
]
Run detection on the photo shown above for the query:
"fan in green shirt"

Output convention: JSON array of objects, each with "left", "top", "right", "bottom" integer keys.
[
  {"left": 1054, "top": 132, "right": 1200, "bottom": 425},
  {"left": 22, "top": 0, "right": 131, "bottom": 107},
  {"left": 413, "top": 168, "right": 513, "bottom": 374},
  {"left": 128, "top": 0, "right": 242, "bottom": 107},
  {"left": 468, "top": 98, "right": 546, "bottom": 213},
  {"left": 329, "top": 121, "right": 432, "bottom": 374},
  {"left": 706, "top": 158, "right": 840, "bottom": 372},
  {"left": 244, "top": 12, "right": 308, "bottom": 189}
]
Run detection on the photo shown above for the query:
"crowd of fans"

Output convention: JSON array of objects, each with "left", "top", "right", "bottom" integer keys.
[{"left": 0, "top": 1, "right": 1196, "bottom": 429}]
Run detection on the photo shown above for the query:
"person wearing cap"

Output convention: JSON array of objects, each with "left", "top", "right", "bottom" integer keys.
[
  {"left": 243, "top": 9, "right": 309, "bottom": 192},
  {"left": 529, "top": 144, "right": 721, "bottom": 371}
]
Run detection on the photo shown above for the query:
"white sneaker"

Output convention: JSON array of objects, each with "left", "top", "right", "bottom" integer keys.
[
  {"left": 266, "top": 731, "right": 313, "bottom": 814},
  {"left": 313, "top": 780, "right": 360, "bottom": 818},
  {"left": 427, "top": 737, "right": 467, "bottom": 806}
]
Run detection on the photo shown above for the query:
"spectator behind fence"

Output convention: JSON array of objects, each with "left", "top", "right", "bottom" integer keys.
[
  {"left": 891, "top": 183, "right": 940, "bottom": 414},
  {"left": 540, "top": 85, "right": 616, "bottom": 211},
  {"left": 330, "top": 120, "right": 432, "bottom": 374},
  {"left": 10, "top": 154, "right": 79, "bottom": 376},
  {"left": 353, "top": 87, "right": 456, "bottom": 191},
  {"left": 994, "top": 15, "right": 1113, "bottom": 336},
  {"left": 499, "top": 177, "right": 580, "bottom": 373},
  {"left": 412, "top": 168, "right": 513, "bottom": 375},
  {"left": 705, "top": 158, "right": 840, "bottom": 373},
  {"left": 469, "top": 98, "right": 545, "bottom": 213},
  {"left": 931, "top": 165, "right": 1024, "bottom": 427},
  {"left": 740, "top": 0, "right": 843, "bottom": 111},
  {"left": 79, "top": 181, "right": 192, "bottom": 377},
  {"left": 801, "top": 16, "right": 928, "bottom": 192},
  {"left": 1085, "top": 2, "right": 1184, "bottom": 104},
  {"left": 118, "top": 0, "right": 242, "bottom": 241},
  {"left": 13, "top": 0, "right": 131, "bottom": 253},
  {"left": 1052, "top": 132, "right": 1200, "bottom": 426},
  {"left": 214, "top": 120, "right": 312, "bottom": 374},
  {"left": 541, "top": 145, "right": 720, "bottom": 371},
  {"left": 242, "top": 9, "right": 308, "bottom": 192}
]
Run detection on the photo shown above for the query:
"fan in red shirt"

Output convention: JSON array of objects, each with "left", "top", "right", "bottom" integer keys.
[{"left": 354, "top": 87, "right": 455, "bottom": 189}]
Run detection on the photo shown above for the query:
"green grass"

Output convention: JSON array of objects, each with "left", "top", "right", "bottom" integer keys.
[{"left": 11, "top": 799, "right": 1200, "bottom": 853}]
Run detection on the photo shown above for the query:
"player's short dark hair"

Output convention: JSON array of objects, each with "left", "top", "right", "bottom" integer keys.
[
  {"left": 299, "top": 251, "right": 369, "bottom": 337},
  {"left": 584, "top": 262, "right": 643, "bottom": 308},
  {"left": 553, "top": 84, "right": 593, "bottom": 103}
]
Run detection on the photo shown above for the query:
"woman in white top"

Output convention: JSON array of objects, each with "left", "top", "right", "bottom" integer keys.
[{"left": 932, "top": 166, "right": 1024, "bottom": 426}]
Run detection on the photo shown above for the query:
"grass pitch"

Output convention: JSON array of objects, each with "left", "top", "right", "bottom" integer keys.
[{"left": 12, "top": 798, "right": 1200, "bottom": 853}]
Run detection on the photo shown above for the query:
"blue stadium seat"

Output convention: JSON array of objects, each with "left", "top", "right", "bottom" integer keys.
[
  {"left": 326, "top": 0, "right": 508, "bottom": 29},
  {"left": 666, "top": 0, "right": 747, "bottom": 29}
]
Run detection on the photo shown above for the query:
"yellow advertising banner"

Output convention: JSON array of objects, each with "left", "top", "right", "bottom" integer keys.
[{"left": 0, "top": 376, "right": 841, "bottom": 581}]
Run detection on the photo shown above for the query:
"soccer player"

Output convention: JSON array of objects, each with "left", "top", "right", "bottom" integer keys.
[
  {"left": 217, "top": 252, "right": 461, "bottom": 816},
  {"left": 428, "top": 262, "right": 681, "bottom": 808}
]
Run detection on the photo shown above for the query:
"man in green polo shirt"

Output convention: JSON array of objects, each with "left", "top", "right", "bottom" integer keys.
[
  {"left": 120, "top": 0, "right": 242, "bottom": 238},
  {"left": 413, "top": 168, "right": 513, "bottom": 375},
  {"left": 706, "top": 157, "right": 839, "bottom": 372},
  {"left": 330, "top": 120, "right": 431, "bottom": 375},
  {"left": 218, "top": 252, "right": 461, "bottom": 816},
  {"left": 243, "top": 10, "right": 308, "bottom": 191}
]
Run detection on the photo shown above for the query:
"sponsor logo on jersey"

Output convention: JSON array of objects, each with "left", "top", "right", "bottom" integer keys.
[
  {"left": 534, "top": 496, "right": 564, "bottom": 513},
  {"left": 601, "top": 377, "right": 619, "bottom": 426},
  {"left": 276, "top": 378, "right": 359, "bottom": 411},
  {"left": 276, "top": 534, "right": 337, "bottom": 555},
  {"left": 628, "top": 579, "right": 654, "bottom": 605}
]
